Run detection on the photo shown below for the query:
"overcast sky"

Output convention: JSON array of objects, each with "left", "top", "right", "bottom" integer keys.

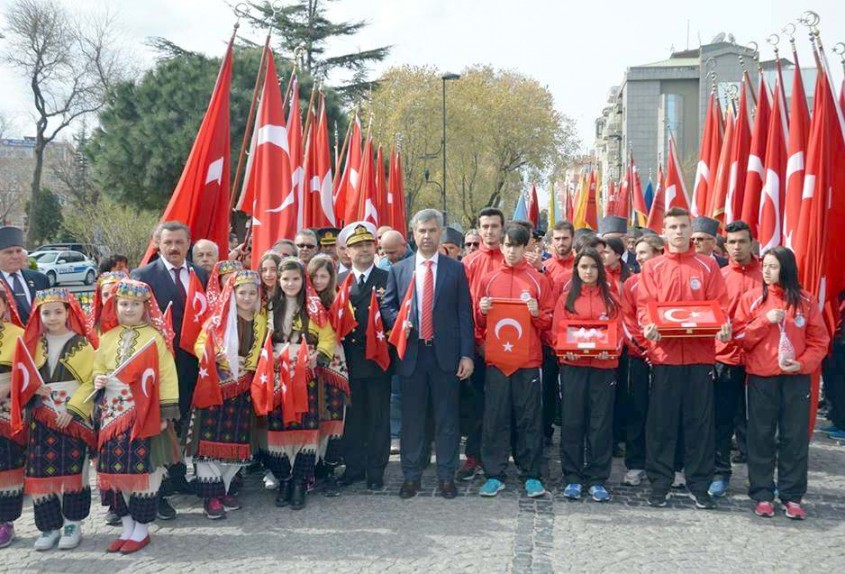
[{"left": 1, "top": 0, "right": 843, "bottom": 152}]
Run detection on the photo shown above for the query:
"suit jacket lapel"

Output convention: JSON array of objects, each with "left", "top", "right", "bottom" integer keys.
[
  {"left": 155, "top": 259, "right": 181, "bottom": 314},
  {"left": 432, "top": 257, "right": 446, "bottom": 309}
]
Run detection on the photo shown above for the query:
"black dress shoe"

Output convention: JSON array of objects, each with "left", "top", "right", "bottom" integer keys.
[
  {"left": 337, "top": 472, "right": 365, "bottom": 487},
  {"left": 171, "top": 475, "right": 195, "bottom": 495},
  {"left": 290, "top": 481, "right": 306, "bottom": 510},
  {"left": 275, "top": 480, "right": 292, "bottom": 507},
  {"left": 323, "top": 474, "right": 340, "bottom": 497},
  {"left": 439, "top": 480, "right": 458, "bottom": 499},
  {"left": 399, "top": 480, "right": 420, "bottom": 499},
  {"left": 157, "top": 497, "right": 177, "bottom": 521},
  {"left": 367, "top": 479, "right": 384, "bottom": 490}
]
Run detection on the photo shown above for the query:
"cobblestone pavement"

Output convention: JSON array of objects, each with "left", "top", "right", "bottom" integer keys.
[{"left": 4, "top": 428, "right": 845, "bottom": 573}]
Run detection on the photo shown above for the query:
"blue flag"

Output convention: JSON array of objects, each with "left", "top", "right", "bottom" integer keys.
[
  {"left": 644, "top": 177, "right": 654, "bottom": 213},
  {"left": 512, "top": 193, "right": 527, "bottom": 221}
]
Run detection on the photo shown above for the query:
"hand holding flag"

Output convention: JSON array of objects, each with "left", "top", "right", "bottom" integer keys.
[
  {"left": 10, "top": 339, "right": 45, "bottom": 434},
  {"left": 388, "top": 275, "right": 415, "bottom": 359},
  {"left": 365, "top": 288, "right": 390, "bottom": 371}
]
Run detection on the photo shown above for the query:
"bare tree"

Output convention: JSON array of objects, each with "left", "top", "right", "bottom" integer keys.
[{"left": 3, "top": 0, "right": 126, "bottom": 243}]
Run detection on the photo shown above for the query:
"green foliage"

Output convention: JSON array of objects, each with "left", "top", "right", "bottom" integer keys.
[
  {"left": 87, "top": 46, "right": 346, "bottom": 212},
  {"left": 26, "top": 187, "right": 63, "bottom": 244}
]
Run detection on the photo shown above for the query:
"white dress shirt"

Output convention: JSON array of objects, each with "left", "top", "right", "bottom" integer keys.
[
  {"left": 351, "top": 264, "right": 375, "bottom": 288},
  {"left": 161, "top": 258, "right": 190, "bottom": 291},
  {"left": 2, "top": 270, "right": 31, "bottom": 305}
]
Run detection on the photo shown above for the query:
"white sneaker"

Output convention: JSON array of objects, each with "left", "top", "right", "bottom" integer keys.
[
  {"left": 263, "top": 470, "right": 279, "bottom": 490},
  {"left": 623, "top": 469, "right": 646, "bottom": 486},
  {"left": 672, "top": 471, "right": 686, "bottom": 489},
  {"left": 34, "top": 529, "right": 61, "bottom": 551},
  {"left": 58, "top": 523, "right": 82, "bottom": 550}
]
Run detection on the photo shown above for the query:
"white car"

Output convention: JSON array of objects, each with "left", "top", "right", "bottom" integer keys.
[{"left": 31, "top": 250, "right": 97, "bottom": 287}]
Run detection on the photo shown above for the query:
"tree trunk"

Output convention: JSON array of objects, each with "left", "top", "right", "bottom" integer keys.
[{"left": 27, "top": 136, "right": 47, "bottom": 246}]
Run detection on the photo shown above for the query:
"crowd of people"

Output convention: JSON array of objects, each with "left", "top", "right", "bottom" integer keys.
[{"left": 0, "top": 204, "right": 837, "bottom": 555}]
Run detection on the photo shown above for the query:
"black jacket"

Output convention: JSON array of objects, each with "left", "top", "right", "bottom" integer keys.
[{"left": 340, "top": 266, "right": 391, "bottom": 379}]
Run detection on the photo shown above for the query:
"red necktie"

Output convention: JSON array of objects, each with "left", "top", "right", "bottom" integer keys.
[
  {"left": 420, "top": 260, "right": 434, "bottom": 340},
  {"left": 172, "top": 267, "right": 187, "bottom": 303}
]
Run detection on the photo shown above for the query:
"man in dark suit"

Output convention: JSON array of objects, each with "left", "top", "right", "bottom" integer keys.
[
  {"left": 336, "top": 222, "right": 392, "bottom": 491},
  {"left": 383, "top": 209, "right": 475, "bottom": 500},
  {"left": 131, "top": 221, "right": 209, "bottom": 518},
  {"left": 0, "top": 226, "right": 50, "bottom": 323}
]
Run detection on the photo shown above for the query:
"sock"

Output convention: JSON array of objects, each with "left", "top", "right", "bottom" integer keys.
[
  {"left": 129, "top": 521, "right": 149, "bottom": 542},
  {"left": 120, "top": 516, "right": 135, "bottom": 540}
]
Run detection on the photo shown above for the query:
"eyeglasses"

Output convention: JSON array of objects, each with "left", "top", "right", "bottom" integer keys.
[
  {"left": 465, "top": 241, "right": 480, "bottom": 247},
  {"left": 296, "top": 243, "right": 317, "bottom": 249}
]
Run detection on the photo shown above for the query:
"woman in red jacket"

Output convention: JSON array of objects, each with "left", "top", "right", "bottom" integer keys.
[
  {"left": 735, "top": 247, "right": 830, "bottom": 520},
  {"left": 555, "top": 247, "right": 622, "bottom": 502}
]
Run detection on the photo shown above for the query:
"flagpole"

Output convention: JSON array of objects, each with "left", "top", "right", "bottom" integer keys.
[{"left": 332, "top": 112, "right": 356, "bottom": 187}]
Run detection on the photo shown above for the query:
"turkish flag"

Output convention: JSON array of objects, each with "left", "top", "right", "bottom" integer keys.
[
  {"left": 527, "top": 184, "right": 540, "bottom": 228},
  {"left": 388, "top": 276, "right": 415, "bottom": 359},
  {"left": 292, "top": 340, "right": 310, "bottom": 416},
  {"left": 192, "top": 332, "right": 222, "bottom": 409},
  {"left": 113, "top": 339, "right": 161, "bottom": 441},
  {"left": 142, "top": 41, "right": 232, "bottom": 264},
  {"left": 631, "top": 159, "right": 648, "bottom": 227},
  {"left": 646, "top": 164, "right": 665, "bottom": 232},
  {"left": 373, "top": 145, "right": 389, "bottom": 227},
  {"left": 179, "top": 269, "right": 209, "bottom": 355},
  {"left": 485, "top": 299, "right": 535, "bottom": 376},
  {"left": 335, "top": 116, "right": 362, "bottom": 227},
  {"left": 303, "top": 94, "right": 335, "bottom": 228},
  {"left": 250, "top": 334, "right": 275, "bottom": 417},
  {"left": 724, "top": 73, "right": 753, "bottom": 225},
  {"left": 277, "top": 344, "right": 297, "bottom": 424},
  {"left": 741, "top": 75, "right": 772, "bottom": 236},
  {"left": 328, "top": 273, "right": 358, "bottom": 342},
  {"left": 387, "top": 146, "right": 407, "bottom": 238},
  {"left": 365, "top": 288, "right": 390, "bottom": 371},
  {"left": 664, "top": 133, "right": 690, "bottom": 211},
  {"left": 692, "top": 92, "right": 723, "bottom": 217},
  {"left": 708, "top": 104, "right": 735, "bottom": 224},
  {"left": 783, "top": 53, "right": 811, "bottom": 251},
  {"left": 757, "top": 65, "right": 789, "bottom": 253},
  {"left": 249, "top": 51, "right": 296, "bottom": 269},
  {"left": 10, "top": 339, "right": 44, "bottom": 435},
  {"left": 287, "top": 76, "right": 305, "bottom": 230},
  {"left": 356, "top": 136, "right": 378, "bottom": 226}
]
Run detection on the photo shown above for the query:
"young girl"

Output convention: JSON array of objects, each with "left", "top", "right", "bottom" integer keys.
[
  {"left": 23, "top": 289, "right": 97, "bottom": 551},
  {"left": 68, "top": 279, "right": 179, "bottom": 554},
  {"left": 90, "top": 271, "right": 128, "bottom": 332},
  {"left": 0, "top": 288, "right": 24, "bottom": 548},
  {"left": 191, "top": 271, "right": 267, "bottom": 520},
  {"left": 555, "top": 247, "right": 622, "bottom": 503},
  {"left": 307, "top": 255, "right": 350, "bottom": 495},
  {"left": 735, "top": 247, "right": 829, "bottom": 520},
  {"left": 259, "top": 253, "right": 282, "bottom": 313},
  {"left": 260, "top": 257, "right": 334, "bottom": 510},
  {"left": 207, "top": 260, "right": 245, "bottom": 312}
]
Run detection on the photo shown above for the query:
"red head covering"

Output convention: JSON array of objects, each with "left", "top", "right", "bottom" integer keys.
[
  {"left": 0, "top": 280, "right": 23, "bottom": 328},
  {"left": 99, "top": 279, "right": 176, "bottom": 353},
  {"left": 23, "top": 287, "right": 99, "bottom": 355}
]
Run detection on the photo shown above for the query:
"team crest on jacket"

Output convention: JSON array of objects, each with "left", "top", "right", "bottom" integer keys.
[
  {"left": 690, "top": 277, "right": 702, "bottom": 290},
  {"left": 795, "top": 314, "right": 806, "bottom": 328},
  {"left": 520, "top": 290, "right": 532, "bottom": 302},
  {"left": 599, "top": 312, "right": 609, "bottom": 321}
]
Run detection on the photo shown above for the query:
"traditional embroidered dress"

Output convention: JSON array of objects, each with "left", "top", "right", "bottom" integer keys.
[
  {"left": 0, "top": 321, "right": 26, "bottom": 526},
  {"left": 23, "top": 288, "right": 98, "bottom": 535},
  {"left": 260, "top": 302, "right": 335, "bottom": 485},
  {"left": 68, "top": 281, "right": 179, "bottom": 526},
  {"left": 189, "top": 271, "right": 267, "bottom": 499}
]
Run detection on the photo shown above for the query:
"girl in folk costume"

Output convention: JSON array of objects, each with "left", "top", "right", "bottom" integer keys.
[
  {"left": 256, "top": 253, "right": 282, "bottom": 490},
  {"left": 734, "top": 247, "right": 829, "bottom": 520},
  {"left": 207, "top": 260, "right": 244, "bottom": 312},
  {"left": 90, "top": 271, "right": 128, "bottom": 332},
  {"left": 260, "top": 257, "right": 334, "bottom": 510},
  {"left": 22, "top": 289, "right": 97, "bottom": 551},
  {"left": 0, "top": 287, "right": 24, "bottom": 548},
  {"left": 67, "top": 279, "right": 179, "bottom": 554},
  {"left": 190, "top": 271, "right": 267, "bottom": 520},
  {"left": 554, "top": 247, "right": 623, "bottom": 503},
  {"left": 307, "top": 255, "right": 350, "bottom": 496}
]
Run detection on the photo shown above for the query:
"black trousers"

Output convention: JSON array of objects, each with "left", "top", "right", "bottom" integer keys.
[
  {"left": 624, "top": 356, "right": 650, "bottom": 470},
  {"left": 462, "top": 354, "right": 486, "bottom": 461},
  {"left": 613, "top": 348, "right": 630, "bottom": 444},
  {"left": 747, "top": 374, "right": 811, "bottom": 503},
  {"left": 560, "top": 365, "right": 616, "bottom": 486},
  {"left": 713, "top": 362, "right": 746, "bottom": 479},
  {"left": 481, "top": 367, "right": 543, "bottom": 481},
  {"left": 822, "top": 337, "right": 845, "bottom": 429},
  {"left": 400, "top": 345, "right": 460, "bottom": 482},
  {"left": 541, "top": 347, "right": 561, "bottom": 439},
  {"left": 343, "top": 374, "right": 392, "bottom": 482},
  {"left": 646, "top": 364, "right": 715, "bottom": 495}
]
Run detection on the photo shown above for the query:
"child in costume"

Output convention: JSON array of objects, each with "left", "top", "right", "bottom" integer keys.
[
  {"left": 68, "top": 279, "right": 179, "bottom": 554},
  {"left": 190, "top": 271, "right": 267, "bottom": 520},
  {"left": 0, "top": 287, "right": 24, "bottom": 548},
  {"left": 23, "top": 289, "right": 97, "bottom": 550}
]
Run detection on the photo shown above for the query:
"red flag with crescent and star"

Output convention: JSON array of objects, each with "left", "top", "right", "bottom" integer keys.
[
  {"left": 365, "top": 288, "right": 390, "bottom": 371},
  {"left": 329, "top": 273, "right": 357, "bottom": 341},
  {"left": 10, "top": 339, "right": 44, "bottom": 435},
  {"left": 180, "top": 269, "right": 209, "bottom": 355},
  {"left": 192, "top": 331, "right": 222, "bottom": 409},
  {"left": 388, "top": 275, "right": 416, "bottom": 359},
  {"left": 277, "top": 344, "right": 297, "bottom": 424},
  {"left": 113, "top": 339, "right": 161, "bottom": 441},
  {"left": 250, "top": 333, "right": 275, "bottom": 417},
  {"left": 485, "top": 299, "right": 535, "bottom": 376}
]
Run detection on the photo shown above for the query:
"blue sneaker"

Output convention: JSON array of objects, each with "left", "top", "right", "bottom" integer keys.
[
  {"left": 820, "top": 424, "right": 840, "bottom": 433},
  {"left": 828, "top": 429, "right": 845, "bottom": 440},
  {"left": 589, "top": 484, "right": 611, "bottom": 502},
  {"left": 479, "top": 478, "right": 505, "bottom": 497},
  {"left": 708, "top": 479, "right": 729, "bottom": 498},
  {"left": 562, "top": 483, "right": 582, "bottom": 500},
  {"left": 525, "top": 479, "right": 546, "bottom": 498}
]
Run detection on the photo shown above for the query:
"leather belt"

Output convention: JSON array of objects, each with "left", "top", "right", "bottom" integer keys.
[{"left": 421, "top": 339, "right": 434, "bottom": 347}]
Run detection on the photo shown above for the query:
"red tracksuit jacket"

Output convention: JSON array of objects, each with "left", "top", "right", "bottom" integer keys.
[
  {"left": 544, "top": 253, "right": 575, "bottom": 298},
  {"left": 475, "top": 261, "right": 554, "bottom": 368},
  {"left": 636, "top": 249, "right": 729, "bottom": 366},
  {"left": 715, "top": 258, "right": 763, "bottom": 366},
  {"left": 464, "top": 243, "right": 505, "bottom": 344},
  {"left": 734, "top": 286, "right": 830, "bottom": 377},
  {"left": 622, "top": 274, "right": 647, "bottom": 359},
  {"left": 553, "top": 284, "right": 622, "bottom": 370}
]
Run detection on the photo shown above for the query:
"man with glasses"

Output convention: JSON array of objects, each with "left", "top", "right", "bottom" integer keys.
[
  {"left": 294, "top": 229, "right": 320, "bottom": 264},
  {"left": 691, "top": 216, "right": 728, "bottom": 268},
  {"left": 464, "top": 230, "right": 481, "bottom": 255}
]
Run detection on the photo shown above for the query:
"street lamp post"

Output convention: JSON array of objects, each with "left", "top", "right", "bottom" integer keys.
[{"left": 441, "top": 72, "right": 461, "bottom": 223}]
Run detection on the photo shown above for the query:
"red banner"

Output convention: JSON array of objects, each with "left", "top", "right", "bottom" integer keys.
[{"left": 485, "top": 299, "right": 535, "bottom": 376}]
